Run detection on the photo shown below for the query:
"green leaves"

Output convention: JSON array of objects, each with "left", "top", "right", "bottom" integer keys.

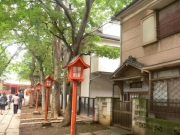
[{"left": 95, "top": 45, "right": 120, "bottom": 59}]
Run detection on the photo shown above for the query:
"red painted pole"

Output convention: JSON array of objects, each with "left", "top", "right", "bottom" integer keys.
[
  {"left": 35, "top": 91, "right": 39, "bottom": 111},
  {"left": 45, "top": 88, "right": 49, "bottom": 121},
  {"left": 30, "top": 92, "right": 33, "bottom": 106},
  {"left": 70, "top": 81, "right": 77, "bottom": 135}
]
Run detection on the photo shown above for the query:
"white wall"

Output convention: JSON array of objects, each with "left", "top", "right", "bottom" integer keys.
[
  {"left": 81, "top": 55, "right": 90, "bottom": 97},
  {"left": 91, "top": 56, "right": 120, "bottom": 73},
  {"left": 90, "top": 74, "right": 113, "bottom": 98}
]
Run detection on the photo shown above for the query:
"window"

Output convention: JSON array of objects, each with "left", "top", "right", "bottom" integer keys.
[
  {"left": 141, "top": 12, "right": 157, "bottom": 46},
  {"left": 153, "top": 69, "right": 179, "bottom": 79},
  {"left": 73, "top": 66, "right": 81, "bottom": 77},
  {"left": 158, "top": 1, "right": 180, "bottom": 39},
  {"left": 130, "top": 82, "right": 142, "bottom": 88}
]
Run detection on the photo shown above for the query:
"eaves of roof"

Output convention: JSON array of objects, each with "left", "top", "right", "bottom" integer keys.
[
  {"left": 96, "top": 32, "right": 120, "bottom": 41},
  {"left": 109, "top": 56, "right": 144, "bottom": 79},
  {"left": 113, "top": 0, "right": 140, "bottom": 19}
]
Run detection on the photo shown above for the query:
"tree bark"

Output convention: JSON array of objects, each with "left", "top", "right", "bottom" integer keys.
[
  {"left": 51, "top": 36, "right": 62, "bottom": 117},
  {"left": 39, "top": 60, "right": 45, "bottom": 111},
  {"left": 29, "top": 57, "right": 36, "bottom": 85},
  {"left": 61, "top": 83, "right": 72, "bottom": 126}
]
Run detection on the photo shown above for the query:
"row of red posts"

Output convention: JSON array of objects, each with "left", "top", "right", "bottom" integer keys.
[
  {"left": 29, "top": 56, "right": 90, "bottom": 135},
  {"left": 29, "top": 75, "right": 54, "bottom": 121}
]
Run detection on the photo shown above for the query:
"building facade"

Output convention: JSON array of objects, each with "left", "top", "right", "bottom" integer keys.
[{"left": 110, "top": 0, "right": 180, "bottom": 130}]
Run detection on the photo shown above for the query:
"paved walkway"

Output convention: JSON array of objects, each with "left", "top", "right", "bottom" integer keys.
[
  {"left": 0, "top": 105, "right": 133, "bottom": 135},
  {"left": 65, "top": 126, "right": 133, "bottom": 135},
  {"left": 0, "top": 104, "right": 21, "bottom": 135}
]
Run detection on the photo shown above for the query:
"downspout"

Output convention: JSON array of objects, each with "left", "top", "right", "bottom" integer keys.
[
  {"left": 142, "top": 69, "right": 151, "bottom": 112},
  {"left": 90, "top": 72, "right": 101, "bottom": 81},
  {"left": 89, "top": 55, "right": 101, "bottom": 97},
  {"left": 120, "top": 22, "right": 122, "bottom": 65}
]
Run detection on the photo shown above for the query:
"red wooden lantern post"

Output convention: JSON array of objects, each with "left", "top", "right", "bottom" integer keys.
[
  {"left": 65, "top": 56, "right": 90, "bottom": 135},
  {"left": 33, "top": 82, "right": 42, "bottom": 114},
  {"left": 29, "top": 86, "right": 35, "bottom": 108},
  {"left": 44, "top": 75, "right": 54, "bottom": 121}
]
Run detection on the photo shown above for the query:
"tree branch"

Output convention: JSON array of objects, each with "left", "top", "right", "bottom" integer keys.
[
  {"left": 76, "top": 0, "right": 94, "bottom": 53},
  {"left": 54, "top": 0, "right": 76, "bottom": 46},
  {"left": 52, "top": 21, "right": 73, "bottom": 55}
]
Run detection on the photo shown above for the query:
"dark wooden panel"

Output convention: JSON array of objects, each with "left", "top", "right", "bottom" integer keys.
[
  {"left": 158, "top": 1, "right": 180, "bottom": 39},
  {"left": 113, "top": 99, "right": 132, "bottom": 130}
]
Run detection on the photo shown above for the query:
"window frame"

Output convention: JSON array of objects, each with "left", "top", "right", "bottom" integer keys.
[
  {"left": 141, "top": 12, "right": 157, "bottom": 46},
  {"left": 130, "top": 82, "right": 142, "bottom": 88}
]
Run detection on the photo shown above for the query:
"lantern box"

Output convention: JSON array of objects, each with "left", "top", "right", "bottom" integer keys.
[
  {"left": 65, "top": 56, "right": 90, "bottom": 82},
  {"left": 44, "top": 75, "right": 54, "bottom": 88},
  {"left": 35, "top": 82, "right": 42, "bottom": 91}
]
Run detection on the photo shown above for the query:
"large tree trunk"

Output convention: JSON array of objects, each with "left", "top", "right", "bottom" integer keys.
[
  {"left": 39, "top": 60, "right": 45, "bottom": 111},
  {"left": 61, "top": 42, "right": 79, "bottom": 126},
  {"left": 51, "top": 36, "right": 62, "bottom": 117},
  {"left": 61, "top": 83, "right": 72, "bottom": 126}
]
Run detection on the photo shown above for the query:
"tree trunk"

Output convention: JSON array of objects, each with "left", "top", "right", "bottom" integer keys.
[
  {"left": 61, "top": 83, "right": 72, "bottom": 126},
  {"left": 29, "top": 57, "right": 36, "bottom": 85},
  {"left": 61, "top": 42, "right": 79, "bottom": 126},
  {"left": 39, "top": 60, "right": 45, "bottom": 111},
  {"left": 51, "top": 36, "right": 62, "bottom": 117}
]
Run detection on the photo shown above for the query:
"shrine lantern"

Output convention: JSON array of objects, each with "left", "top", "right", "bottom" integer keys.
[
  {"left": 66, "top": 56, "right": 90, "bottom": 82},
  {"left": 35, "top": 82, "right": 42, "bottom": 91},
  {"left": 44, "top": 75, "right": 54, "bottom": 88},
  {"left": 65, "top": 55, "right": 90, "bottom": 135}
]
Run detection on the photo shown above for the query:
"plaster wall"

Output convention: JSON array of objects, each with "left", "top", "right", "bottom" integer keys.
[
  {"left": 81, "top": 55, "right": 90, "bottom": 97},
  {"left": 90, "top": 74, "right": 113, "bottom": 98},
  {"left": 121, "top": 4, "right": 180, "bottom": 66},
  {"left": 91, "top": 56, "right": 120, "bottom": 73}
]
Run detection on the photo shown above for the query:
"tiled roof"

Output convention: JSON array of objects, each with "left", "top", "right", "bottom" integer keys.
[
  {"left": 123, "top": 55, "right": 144, "bottom": 68},
  {"left": 109, "top": 55, "right": 144, "bottom": 79}
]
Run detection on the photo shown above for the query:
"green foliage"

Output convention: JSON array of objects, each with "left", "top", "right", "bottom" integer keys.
[
  {"left": 146, "top": 118, "right": 180, "bottom": 135},
  {"left": 0, "top": 0, "right": 132, "bottom": 81},
  {"left": 95, "top": 45, "right": 120, "bottom": 59}
]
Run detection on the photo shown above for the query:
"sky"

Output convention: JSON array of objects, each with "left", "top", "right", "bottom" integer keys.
[{"left": 4, "top": 45, "right": 30, "bottom": 84}]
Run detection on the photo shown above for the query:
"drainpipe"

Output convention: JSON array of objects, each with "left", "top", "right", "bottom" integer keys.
[
  {"left": 120, "top": 22, "right": 122, "bottom": 65},
  {"left": 142, "top": 69, "right": 151, "bottom": 113},
  {"left": 90, "top": 72, "right": 101, "bottom": 81},
  {"left": 89, "top": 54, "right": 102, "bottom": 97}
]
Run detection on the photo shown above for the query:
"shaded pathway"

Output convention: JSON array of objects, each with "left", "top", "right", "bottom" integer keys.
[{"left": 0, "top": 105, "right": 21, "bottom": 135}]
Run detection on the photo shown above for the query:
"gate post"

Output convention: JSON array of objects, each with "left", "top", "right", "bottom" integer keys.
[{"left": 94, "top": 105, "right": 99, "bottom": 121}]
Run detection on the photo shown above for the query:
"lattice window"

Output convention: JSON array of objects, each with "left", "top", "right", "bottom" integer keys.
[
  {"left": 152, "top": 81, "right": 167, "bottom": 106},
  {"left": 151, "top": 77, "right": 180, "bottom": 118}
]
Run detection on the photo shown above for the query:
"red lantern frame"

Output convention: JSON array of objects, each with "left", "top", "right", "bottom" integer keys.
[
  {"left": 43, "top": 75, "right": 54, "bottom": 121},
  {"left": 66, "top": 56, "right": 90, "bottom": 82},
  {"left": 44, "top": 75, "right": 54, "bottom": 88}
]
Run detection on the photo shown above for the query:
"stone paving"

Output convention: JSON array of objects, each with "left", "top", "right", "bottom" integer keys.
[
  {"left": 0, "top": 105, "right": 21, "bottom": 135},
  {"left": 0, "top": 104, "right": 133, "bottom": 135}
]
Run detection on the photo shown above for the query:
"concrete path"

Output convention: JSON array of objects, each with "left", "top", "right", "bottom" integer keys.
[
  {"left": 0, "top": 105, "right": 132, "bottom": 135},
  {"left": 65, "top": 126, "right": 133, "bottom": 135},
  {"left": 0, "top": 104, "right": 21, "bottom": 135}
]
